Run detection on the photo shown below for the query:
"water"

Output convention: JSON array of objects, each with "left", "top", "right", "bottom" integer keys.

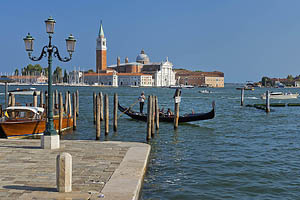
[{"left": 2, "top": 84, "right": 300, "bottom": 199}]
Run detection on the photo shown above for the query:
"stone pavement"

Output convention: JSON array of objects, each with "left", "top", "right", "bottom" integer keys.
[{"left": 0, "top": 139, "right": 151, "bottom": 200}]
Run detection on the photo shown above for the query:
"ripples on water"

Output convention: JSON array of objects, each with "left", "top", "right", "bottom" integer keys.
[{"left": 2, "top": 85, "right": 300, "bottom": 199}]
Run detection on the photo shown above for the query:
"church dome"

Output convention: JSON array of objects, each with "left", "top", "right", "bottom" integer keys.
[{"left": 136, "top": 49, "right": 150, "bottom": 64}]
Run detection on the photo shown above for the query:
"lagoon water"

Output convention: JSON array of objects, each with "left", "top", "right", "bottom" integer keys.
[{"left": 2, "top": 84, "right": 300, "bottom": 199}]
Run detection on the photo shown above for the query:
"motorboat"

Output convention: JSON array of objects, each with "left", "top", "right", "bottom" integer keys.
[
  {"left": 169, "top": 85, "right": 194, "bottom": 89},
  {"left": 199, "top": 90, "right": 212, "bottom": 94},
  {"left": 261, "top": 92, "right": 299, "bottom": 100},
  {"left": 9, "top": 88, "right": 40, "bottom": 95},
  {"left": 0, "top": 106, "right": 73, "bottom": 138}
]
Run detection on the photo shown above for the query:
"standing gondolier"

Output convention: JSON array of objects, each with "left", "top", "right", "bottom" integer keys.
[{"left": 138, "top": 92, "right": 146, "bottom": 113}]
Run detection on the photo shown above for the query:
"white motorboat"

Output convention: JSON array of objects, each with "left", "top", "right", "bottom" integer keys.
[
  {"left": 261, "top": 92, "right": 299, "bottom": 100},
  {"left": 169, "top": 85, "right": 194, "bottom": 89},
  {"left": 199, "top": 90, "right": 212, "bottom": 94},
  {"left": 8, "top": 88, "right": 40, "bottom": 95}
]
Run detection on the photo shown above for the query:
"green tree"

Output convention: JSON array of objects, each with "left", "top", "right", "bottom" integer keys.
[
  {"left": 87, "top": 69, "right": 94, "bottom": 73},
  {"left": 63, "top": 69, "right": 68, "bottom": 83},
  {"left": 22, "top": 64, "right": 43, "bottom": 76},
  {"left": 287, "top": 75, "right": 294, "bottom": 81},
  {"left": 261, "top": 76, "right": 270, "bottom": 87},
  {"left": 53, "top": 66, "right": 63, "bottom": 83},
  {"left": 14, "top": 69, "right": 19, "bottom": 76}
]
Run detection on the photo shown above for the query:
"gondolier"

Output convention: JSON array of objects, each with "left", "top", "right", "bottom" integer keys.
[{"left": 138, "top": 92, "right": 146, "bottom": 113}]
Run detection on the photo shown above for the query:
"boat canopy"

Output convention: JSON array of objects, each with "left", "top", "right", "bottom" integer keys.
[{"left": 5, "top": 106, "right": 44, "bottom": 114}]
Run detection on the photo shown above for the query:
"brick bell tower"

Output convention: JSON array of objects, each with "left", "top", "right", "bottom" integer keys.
[{"left": 96, "top": 21, "right": 107, "bottom": 72}]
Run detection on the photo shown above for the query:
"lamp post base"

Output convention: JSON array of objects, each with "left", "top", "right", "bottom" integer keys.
[{"left": 41, "top": 135, "right": 60, "bottom": 149}]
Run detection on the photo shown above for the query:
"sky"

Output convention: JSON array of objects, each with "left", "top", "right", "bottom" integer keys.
[{"left": 1, "top": 0, "right": 300, "bottom": 83}]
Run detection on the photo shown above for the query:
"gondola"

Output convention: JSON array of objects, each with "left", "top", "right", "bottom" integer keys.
[{"left": 118, "top": 101, "right": 215, "bottom": 123}]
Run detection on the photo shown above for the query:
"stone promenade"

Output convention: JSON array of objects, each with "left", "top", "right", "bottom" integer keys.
[{"left": 0, "top": 139, "right": 151, "bottom": 200}]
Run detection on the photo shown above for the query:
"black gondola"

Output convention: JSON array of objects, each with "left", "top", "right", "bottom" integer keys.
[{"left": 118, "top": 101, "right": 215, "bottom": 123}]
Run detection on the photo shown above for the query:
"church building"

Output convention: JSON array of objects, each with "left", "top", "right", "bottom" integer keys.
[
  {"left": 96, "top": 21, "right": 107, "bottom": 73},
  {"left": 90, "top": 21, "right": 176, "bottom": 87}
]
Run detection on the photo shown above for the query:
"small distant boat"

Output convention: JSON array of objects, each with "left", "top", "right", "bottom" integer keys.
[
  {"left": 199, "top": 90, "right": 212, "bottom": 94},
  {"left": 130, "top": 85, "right": 139, "bottom": 88},
  {"left": 183, "top": 85, "right": 194, "bottom": 89},
  {"left": 9, "top": 88, "right": 40, "bottom": 95},
  {"left": 169, "top": 85, "right": 194, "bottom": 89},
  {"left": 261, "top": 92, "right": 299, "bottom": 100},
  {"left": 236, "top": 86, "right": 254, "bottom": 91},
  {"left": 0, "top": 106, "right": 73, "bottom": 138},
  {"left": 169, "top": 85, "right": 182, "bottom": 89}
]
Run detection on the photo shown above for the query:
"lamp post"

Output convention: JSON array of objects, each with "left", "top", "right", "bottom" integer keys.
[{"left": 23, "top": 17, "right": 76, "bottom": 148}]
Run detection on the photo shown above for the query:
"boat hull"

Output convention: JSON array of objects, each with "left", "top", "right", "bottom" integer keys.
[
  {"left": 118, "top": 103, "right": 215, "bottom": 123},
  {"left": 0, "top": 117, "right": 73, "bottom": 138},
  {"left": 261, "top": 94, "right": 299, "bottom": 100}
]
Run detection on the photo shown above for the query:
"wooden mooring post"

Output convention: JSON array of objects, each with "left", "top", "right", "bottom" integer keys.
[
  {"left": 241, "top": 88, "right": 244, "bottom": 106},
  {"left": 45, "top": 91, "right": 48, "bottom": 117},
  {"left": 59, "top": 92, "right": 63, "bottom": 134},
  {"left": 72, "top": 92, "right": 77, "bottom": 130},
  {"left": 105, "top": 94, "right": 109, "bottom": 135},
  {"left": 174, "top": 89, "right": 181, "bottom": 129},
  {"left": 155, "top": 96, "right": 159, "bottom": 130},
  {"left": 146, "top": 95, "right": 152, "bottom": 140},
  {"left": 65, "top": 91, "right": 69, "bottom": 115},
  {"left": 11, "top": 93, "right": 15, "bottom": 107},
  {"left": 151, "top": 95, "right": 155, "bottom": 137},
  {"left": 68, "top": 91, "right": 72, "bottom": 117},
  {"left": 8, "top": 93, "right": 12, "bottom": 107},
  {"left": 266, "top": 90, "right": 270, "bottom": 113},
  {"left": 93, "top": 92, "right": 96, "bottom": 124},
  {"left": 76, "top": 90, "right": 79, "bottom": 117},
  {"left": 100, "top": 92, "right": 104, "bottom": 121},
  {"left": 33, "top": 91, "right": 38, "bottom": 107},
  {"left": 4, "top": 82, "right": 8, "bottom": 108},
  {"left": 113, "top": 93, "right": 118, "bottom": 132},
  {"left": 96, "top": 94, "right": 101, "bottom": 140},
  {"left": 55, "top": 89, "right": 58, "bottom": 108},
  {"left": 40, "top": 90, "right": 44, "bottom": 107}
]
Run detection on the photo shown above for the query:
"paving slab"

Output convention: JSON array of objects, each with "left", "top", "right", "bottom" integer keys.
[{"left": 0, "top": 139, "right": 151, "bottom": 200}]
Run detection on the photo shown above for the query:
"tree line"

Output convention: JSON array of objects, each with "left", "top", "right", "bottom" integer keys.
[
  {"left": 14, "top": 64, "right": 68, "bottom": 83},
  {"left": 261, "top": 74, "right": 300, "bottom": 87}
]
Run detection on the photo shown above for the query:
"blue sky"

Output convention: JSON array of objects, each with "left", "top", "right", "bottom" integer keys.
[{"left": 1, "top": 0, "right": 300, "bottom": 83}]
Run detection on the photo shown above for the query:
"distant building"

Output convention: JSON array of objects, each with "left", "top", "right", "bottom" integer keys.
[
  {"left": 69, "top": 71, "right": 84, "bottom": 84},
  {"left": 84, "top": 72, "right": 118, "bottom": 87},
  {"left": 110, "top": 50, "right": 176, "bottom": 87},
  {"left": 96, "top": 21, "right": 107, "bottom": 73},
  {"left": 9, "top": 75, "right": 48, "bottom": 84},
  {"left": 118, "top": 73, "right": 152, "bottom": 87},
  {"left": 175, "top": 70, "right": 224, "bottom": 87}
]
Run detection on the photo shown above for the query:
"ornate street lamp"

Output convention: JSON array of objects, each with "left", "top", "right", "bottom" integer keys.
[{"left": 23, "top": 17, "right": 76, "bottom": 141}]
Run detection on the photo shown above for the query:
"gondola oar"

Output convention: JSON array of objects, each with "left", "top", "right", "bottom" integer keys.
[{"left": 118, "top": 99, "right": 139, "bottom": 119}]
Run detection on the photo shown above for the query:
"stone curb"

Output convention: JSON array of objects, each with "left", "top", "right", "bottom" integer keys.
[{"left": 91, "top": 143, "right": 151, "bottom": 200}]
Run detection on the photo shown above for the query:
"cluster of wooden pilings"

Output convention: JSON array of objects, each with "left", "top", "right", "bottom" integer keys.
[
  {"left": 92, "top": 89, "right": 182, "bottom": 141},
  {"left": 5, "top": 90, "right": 79, "bottom": 133},
  {"left": 146, "top": 95, "right": 159, "bottom": 140},
  {"left": 93, "top": 92, "right": 118, "bottom": 140}
]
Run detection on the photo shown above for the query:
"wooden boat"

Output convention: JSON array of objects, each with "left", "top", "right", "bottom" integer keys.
[
  {"left": 0, "top": 106, "right": 73, "bottom": 138},
  {"left": 261, "top": 92, "right": 299, "bottom": 100},
  {"left": 118, "top": 101, "right": 215, "bottom": 123}
]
